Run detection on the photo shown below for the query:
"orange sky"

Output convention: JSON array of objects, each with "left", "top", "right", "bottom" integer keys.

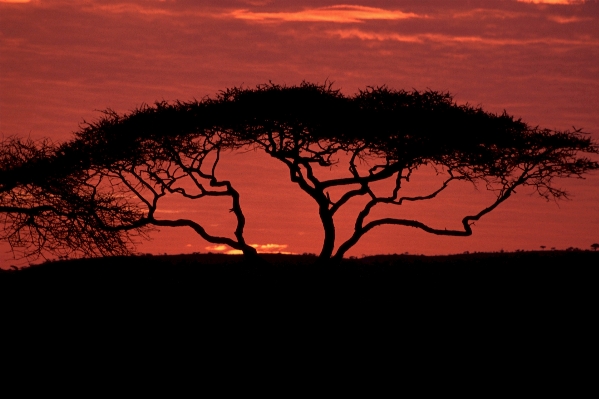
[{"left": 1, "top": 0, "right": 598, "bottom": 263}]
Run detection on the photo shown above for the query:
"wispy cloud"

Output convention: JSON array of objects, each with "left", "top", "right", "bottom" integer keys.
[
  {"left": 327, "top": 29, "right": 599, "bottom": 46},
  {"left": 230, "top": 5, "right": 421, "bottom": 23},
  {"left": 517, "top": 0, "right": 586, "bottom": 4},
  {"left": 547, "top": 15, "right": 592, "bottom": 23},
  {"left": 0, "top": 0, "right": 33, "bottom": 3},
  {"left": 328, "top": 29, "right": 422, "bottom": 43},
  {"left": 451, "top": 8, "right": 526, "bottom": 20},
  {"left": 205, "top": 245, "right": 228, "bottom": 252},
  {"left": 154, "top": 209, "right": 185, "bottom": 214},
  {"left": 83, "top": 2, "right": 177, "bottom": 16},
  {"left": 206, "top": 243, "right": 292, "bottom": 255},
  {"left": 251, "top": 243, "right": 289, "bottom": 251}
]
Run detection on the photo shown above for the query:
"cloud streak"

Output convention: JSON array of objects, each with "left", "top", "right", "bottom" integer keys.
[
  {"left": 517, "top": 0, "right": 586, "bottom": 4},
  {"left": 327, "top": 29, "right": 599, "bottom": 46},
  {"left": 206, "top": 243, "right": 292, "bottom": 255},
  {"left": 230, "top": 5, "right": 422, "bottom": 23},
  {"left": 547, "top": 15, "right": 592, "bottom": 23}
]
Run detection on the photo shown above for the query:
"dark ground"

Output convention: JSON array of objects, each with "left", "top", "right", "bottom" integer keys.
[
  {"left": 2, "top": 251, "right": 597, "bottom": 374},
  {"left": 2, "top": 250, "right": 597, "bottom": 314}
]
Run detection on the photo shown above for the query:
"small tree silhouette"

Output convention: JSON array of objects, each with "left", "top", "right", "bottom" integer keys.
[{"left": 592, "top": 243, "right": 599, "bottom": 251}]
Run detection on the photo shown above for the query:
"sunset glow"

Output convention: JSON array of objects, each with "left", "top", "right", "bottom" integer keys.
[
  {"left": 1, "top": 0, "right": 597, "bottom": 265},
  {"left": 207, "top": 244, "right": 292, "bottom": 255},
  {"left": 230, "top": 5, "right": 421, "bottom": 23}
]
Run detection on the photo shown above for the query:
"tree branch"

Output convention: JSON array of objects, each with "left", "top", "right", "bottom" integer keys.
[{"left": 333, "top": 172, "right": 525, "bottom": 259}]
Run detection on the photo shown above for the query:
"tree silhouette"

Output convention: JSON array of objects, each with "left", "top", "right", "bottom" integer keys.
[
  {"left": 213, "top": 83, "right": 599, "bottom": 260},
  {"left": 1, "top": 106, "right": 258, "bottom": 260},
  {"left": 67, "top": 106, "right": 258, "bottom": 258},
  {"left": 1, "top": 82, "right": 598, "bottom": 262},
  {"left": 0, "top": 136, "right": 150, "bottom": 260},
  {"left": 592, "top": 243, "right": 599, "bottom": 251}
]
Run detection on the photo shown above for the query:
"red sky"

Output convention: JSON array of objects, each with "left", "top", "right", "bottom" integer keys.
[{"left": 1, "top": 0, "right": 598, "bottom": 263}]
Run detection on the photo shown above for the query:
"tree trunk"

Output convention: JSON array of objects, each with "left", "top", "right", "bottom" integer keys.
[
  {"left": 318, "top": 206, "right": 335, "bottom": 260},
  {"left": 240, "top": 243, "right": 260, "bottom": 260}
]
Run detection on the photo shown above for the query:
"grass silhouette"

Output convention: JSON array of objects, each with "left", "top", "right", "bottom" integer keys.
[
  {"left": 3, "top": 250, "right": 596, "bottom": 363},
  {"left": 3, "top": 251, "right": 597, "bottom": 308}
]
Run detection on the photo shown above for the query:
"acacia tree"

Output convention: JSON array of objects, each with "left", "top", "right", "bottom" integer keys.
[
  {"left": 211, "top": 83, "right": 599, "bottom": 260},
  {"left": 0, "top": 103, "right": 258, "bottom": 261},
  {"left": 1, "top": 82, "right": 598, "bottom": 262}
]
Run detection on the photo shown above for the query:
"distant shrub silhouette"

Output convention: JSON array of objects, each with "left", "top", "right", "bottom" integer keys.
[{"left": 1, "top": 82, "right": 598, "bottom": 262}]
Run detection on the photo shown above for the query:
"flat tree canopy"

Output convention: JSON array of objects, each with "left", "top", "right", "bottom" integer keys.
[{"left": 1, "top": 82, "right": 597, "bottom": 261}]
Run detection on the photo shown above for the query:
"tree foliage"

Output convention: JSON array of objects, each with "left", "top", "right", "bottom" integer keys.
[
  {"left": 209, "top": 83, "right": 599, "bottom": 258},
  {"left": 0, "top": 136, "right": 149, "bottom": 259},
  {"left": 1, "top": 82, "right": 597, "bottom": 261}
]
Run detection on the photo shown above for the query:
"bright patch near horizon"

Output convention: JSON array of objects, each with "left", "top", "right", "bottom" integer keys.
[
  {"left": 206, "top": 245, "right": 228, "bottom": 252},
  {"left": 206, "top": 243, "right": 291, "bottom": 255}
]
